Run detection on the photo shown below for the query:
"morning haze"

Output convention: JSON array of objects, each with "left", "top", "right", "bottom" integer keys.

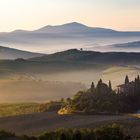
[{"left": 0, "top": 0, "right": 140, "bottom": 139}]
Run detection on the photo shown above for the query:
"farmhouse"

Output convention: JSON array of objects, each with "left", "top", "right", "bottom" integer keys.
[{"left": 117, "top": 81, "right": 135, "bottom": 94}]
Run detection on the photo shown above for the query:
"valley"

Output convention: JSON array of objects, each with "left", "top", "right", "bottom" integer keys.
[{"left": 0, "top": 49, "right": 140, "bottom": 102}]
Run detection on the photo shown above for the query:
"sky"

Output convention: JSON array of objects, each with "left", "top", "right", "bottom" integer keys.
[{"left": 0, "top": 0, "right": 140, "bottom": 32}]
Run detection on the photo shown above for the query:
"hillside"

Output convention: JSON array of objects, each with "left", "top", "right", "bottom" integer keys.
[
  {"left": 30, "top": 49, "right": 140, "bottom": 65},
  {"left": 2, "top": 49, "right": 140, "bottom": 75},
  {"left": 1, "top": 49, "right": 140, "bottom": 78},
  {"left": 1, "top": 49, "right": 140, "bottom": 86},
  {"left": 0, "top": 49, "right": 140, "bottom": 103},
  {"left": 0, "top": 46, "right": 43, "bottom": 59},
  {"left": 0, "top": 58, "right": 100, "bottom": 75},
  {"left": 112, "top": 41, "right": 140, "bottom": 48},
  {"left": 58, "top": 76, "right": 140, "bottom": 115}
]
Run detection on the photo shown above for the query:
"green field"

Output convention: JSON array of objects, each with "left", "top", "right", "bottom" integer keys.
[{"left": 0, "top": 103, "right": 39, "bottom": 117}]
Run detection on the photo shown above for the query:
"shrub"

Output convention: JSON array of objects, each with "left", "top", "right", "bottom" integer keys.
[{"left": 0, "top": 130, "right": 15, "bottom": 139}]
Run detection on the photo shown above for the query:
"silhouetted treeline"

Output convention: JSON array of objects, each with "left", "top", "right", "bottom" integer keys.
[
  {"left": 1, "top": 124, "right": 138, "bottom": 140},
  {"left": 60, "top": 76, "right": 140, "bottom": 114}
]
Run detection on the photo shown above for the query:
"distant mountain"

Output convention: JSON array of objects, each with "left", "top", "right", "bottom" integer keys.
[
  {"left": 0, "top": 46, "right": 43, "bottom": 59},
  {"left": 34, "top": 22, "right": 116, "bottom": 33},
  {"left": 0, "top": 22, "right": 140, "bottom": 53},
  {"left": 0, "top": 22, "right": 118, "bottom": 36}
]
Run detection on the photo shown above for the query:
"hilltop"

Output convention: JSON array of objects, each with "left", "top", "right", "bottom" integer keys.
[
  {"left": 30, "top": 49, "right": 140, "bottom": 65},
  {"left": 0, "top": 46, "right": 43, "bottom": 59}
]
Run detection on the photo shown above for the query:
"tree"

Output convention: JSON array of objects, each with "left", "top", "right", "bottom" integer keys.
[
  {"left": 73, "top": 130, "right": 82, "bottom": 140},
  {"left": 60, "top": 133, "right": 67, "bottom": 140},
  {"left": 91, "top": 82, "right": 95, "bottom": 92},
  {"left": 99, "top": 79, "right": 102, "bottom": 84},
  {"left": 66, "top": 98, "right": 72, "bottom": 104},
  {"left": 80, "top": 48, "right": 83, "bottom": 51},
  {"left": 137, "top": 75, "right": 140, "bottom": 83},
  {"left": 96, "top": 79, "right": 102, "bottom": 94},
  {"left": 60, "top": 98, "right": 64, "bottom": 103},
  {"left": 125, "top": 75, "right": 129, "bottom": 84},
  {"left": 109, "top": 81, "right": 112, "bottom": 91}
]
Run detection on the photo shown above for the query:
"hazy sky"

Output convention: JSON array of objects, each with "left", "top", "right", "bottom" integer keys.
[{"left": 0, "top": 0, "right": 140, "bottom": 32}]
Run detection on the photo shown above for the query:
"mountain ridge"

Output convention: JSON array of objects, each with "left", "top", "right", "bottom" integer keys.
[
  {"left": 34, "top": 22, "right": 117, "bottom": 33},
  {"left": 3, "top": 22, "right": 140, "bottom": 34},
  {"left": 7, "top": 22, "right": 140, "bottom": 33},
  {"left": 0, "top": 46, "right": 43, "bottom": 59},
  {"left": 4, "top": 22, "right": 117, "bottom": 33}
]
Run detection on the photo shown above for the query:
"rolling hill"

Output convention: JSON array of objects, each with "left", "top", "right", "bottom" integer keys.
[
  {"left": 0, "top": 46, "right": 43, "bottom": 59},
  {"left": 1, "top": 49, "right": 140, "bottom": 75},
  {"left": 30, "top": 49, "right": 140, "bottom": 65},
  {"left": 1, "top": 49, "right": 140, "bottom": 76},
  {"left": 112, "top": 41, "right": 140, "bottom": 48},
  {"left": 1, "top": 49, "right": 140, "bottom": 102}
]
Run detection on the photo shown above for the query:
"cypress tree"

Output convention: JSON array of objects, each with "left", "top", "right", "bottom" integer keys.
[
  {"left": 96, "top": 79, "right": 103, "bottom": 94},
  {"left": 99, "top": 79, "right": 102, "bottom": 84},
  {"left": 60, "top": 133, "right": 67, "bottom": 140},
  {"left": 125, "top": 75, "right": 129, "bottom": 84},
  {"left": 91, "top": 82, "right": 95, "bottom": 92},
  {"left": 137, "top": 75, "right": 140, "bottom": 83},
  {"left": 109, "top": 80, "right": 112, "bottom": 91}
]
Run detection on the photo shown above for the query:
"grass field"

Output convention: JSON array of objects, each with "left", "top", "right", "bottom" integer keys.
[
  {"left": 0, "top": 112, "right": 139, "bottom": 136},
  {"left": 0, "top": 104, "right": 139, "bottom": 136},
  {"left": 0, "top": 103, "right": 39, "bottom": 117}
]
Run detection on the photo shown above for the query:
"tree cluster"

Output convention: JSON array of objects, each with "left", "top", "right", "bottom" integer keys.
[
  {"left": 60, "top": 76, "right": 140, "bottom": 114},
  {"left": 20, "top": 124, "right": 133, "bottom": 140}
]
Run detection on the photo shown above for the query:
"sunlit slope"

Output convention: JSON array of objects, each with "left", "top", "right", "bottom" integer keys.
[{"left": 0, "top": 103, "right": 39, "bottom": 117}]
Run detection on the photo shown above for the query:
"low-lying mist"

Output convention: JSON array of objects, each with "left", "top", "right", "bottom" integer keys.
[
  {"left": 0, "top": 65, "right": 139, "bottom": 103},
  {"left": 1, "top": 36, "right": 140, "bottom": 53},
  {"left": 0, "top": 80, "right": 85, "bottom": 103}
]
